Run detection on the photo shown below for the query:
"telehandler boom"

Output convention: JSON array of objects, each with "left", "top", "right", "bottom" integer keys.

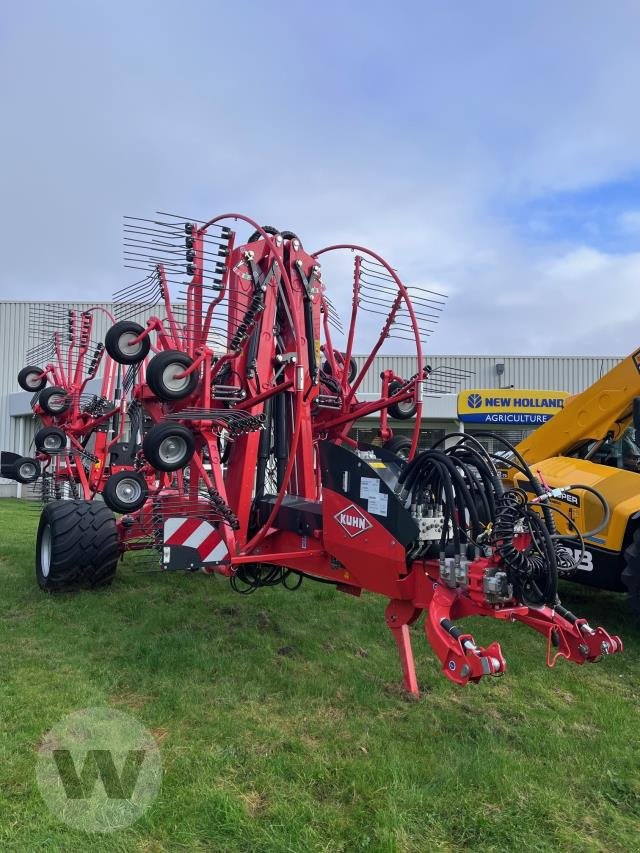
[{"left": 511, "top": 347, "right": 640, "bottom": 617}]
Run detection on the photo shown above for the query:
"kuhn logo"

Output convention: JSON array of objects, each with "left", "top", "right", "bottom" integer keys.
[
  {"left": 334, "top": 504, "right": 373, "bottom": 538},
  {"left": 467, "top": 393, "right": 482, "bottom": 409}
]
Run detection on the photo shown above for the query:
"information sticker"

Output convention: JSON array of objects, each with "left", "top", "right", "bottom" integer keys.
[
  {"left": 360, "top": 477, "right": 380, "bottom": 499},
  {"left": 368, "top": 492, "right": 388, "bottom": 517}
]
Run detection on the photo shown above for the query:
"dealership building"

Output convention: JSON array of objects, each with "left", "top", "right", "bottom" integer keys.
[{"left": 0, "top": 301, "right": 623, "bottom": 496}]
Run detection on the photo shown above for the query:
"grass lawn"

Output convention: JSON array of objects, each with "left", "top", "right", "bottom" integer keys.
[{"left": 1, "top": 498, "right": 639, "bottom": 852}]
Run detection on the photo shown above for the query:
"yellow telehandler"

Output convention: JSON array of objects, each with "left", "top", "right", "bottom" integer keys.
[{"left": 505, "top": 347, "right": 640, "bottom": 618}]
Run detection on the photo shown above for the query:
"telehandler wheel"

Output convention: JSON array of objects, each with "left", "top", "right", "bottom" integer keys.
[
  {"left": 38, "top": 386, "right": 71, "bottom": 416},
  {"left": 36, "top": 500, "right": 119, "bottom": 592},
  {"left": 103, "top": 471, "right": 148, "bottom": 513},
  {"left": 12, "top": 457, "right": 41, "bottom": 484},
  {"left": 383, "top": 435, "right": 413, "bottom": 461},
  {"left": 143, "top": 423, "right": 196, "bottom": 471},
  {"left": 146, "top": 351, "right": 199, "bottom": 401},
  {"left": 35, "top": 426, "right": 66, "bottom": 453},
  {"left": 622, "top": 528, "right": 640, "bottom": 624},
  {"left": 105, "top": 320, "right": 151, "bottom": 365},
  {"left": 388, "top": 380, "right": 417, "bottom": 420},
  {"left": 18, "top": 365, "right": 47, "bottom": 392}
]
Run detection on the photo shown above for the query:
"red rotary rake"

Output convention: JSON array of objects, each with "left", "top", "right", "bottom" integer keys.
[
  {"left": 21, "top": 213, "right": 622, "bottom": 693},
  {"left": 1, "top": 306, "right": 140, "bottom": 501}
]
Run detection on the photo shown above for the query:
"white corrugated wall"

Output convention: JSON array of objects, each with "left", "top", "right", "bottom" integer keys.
[{"left": 352, "top": 354, "right": 621, "bottom": 398}]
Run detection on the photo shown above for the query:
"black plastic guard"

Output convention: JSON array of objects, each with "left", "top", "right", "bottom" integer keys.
[{"left": 319, "top": 441, "right": 418, "bottom": 546}]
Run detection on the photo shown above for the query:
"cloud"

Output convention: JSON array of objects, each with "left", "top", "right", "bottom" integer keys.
[
  {"left": 0, "top": 1, "right": 639, "bottom": 357},
  {"left": 543, "top": 247, "right": 610, "bottom": 279}
]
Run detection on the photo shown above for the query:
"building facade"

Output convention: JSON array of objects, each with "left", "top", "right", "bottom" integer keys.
[{"left": 0, "top": 301, "right": 623, "bottom": 495}]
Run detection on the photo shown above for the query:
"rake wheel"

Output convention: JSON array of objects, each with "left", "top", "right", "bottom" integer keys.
[
  {"left": 18, "top": 365, "right": 47, "bottom": 392},
  {"left": 105, "top": 320, "right": 150, "bottom": 365}
]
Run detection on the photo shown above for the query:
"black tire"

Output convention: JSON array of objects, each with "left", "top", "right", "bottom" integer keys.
[
  {"left": 102, "top": 471, "right": 148, "bottom": 513},
  {"left": 105, "top": 321, "right": 150, "bottom": 365},
  {"left": 35, "top": 426, "right": 67, "bottom": 453},
  {"left": 383, "top": 436, "right": 413, "bottom": 461},
  {"left": 38, "top": 386, "right": 71, "bottom": 416},
  {"left": 12, "top": 456, "right": 41, "bottom": 483},
  {"left": 36, "top": 500, "right": 119, "bottom": 592},
  {"left": 622, "top": 528, "right": 640, "bottom": 624},
  {"left": 247, "top": 225, "right": 280, "bottom": 243},
  {"left": 18, "top": 365, "right": 47, "bottom": 392},
  {"left": 146, "top": 350, "right": 199, "bottom": 401},
  {"left": 280, "top": 230, "right": 301, "bottom": 245},
  {"left": 388, "top": 380, "right": 417, "bottom": 420},
  {"left": 143, "top": 422, "right": 196, "bottom": 471},
  {"left": 322, "top": 356, "right": 358, "bottom": 384}
]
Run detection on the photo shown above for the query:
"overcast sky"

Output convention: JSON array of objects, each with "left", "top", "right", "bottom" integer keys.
[{"left": 2, "top": 1, "right": 640, "bottom": 355}]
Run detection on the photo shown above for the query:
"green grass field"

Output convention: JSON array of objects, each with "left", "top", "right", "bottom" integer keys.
[{"left": 1, "top": 498, "right": 639, "bottom": 852}]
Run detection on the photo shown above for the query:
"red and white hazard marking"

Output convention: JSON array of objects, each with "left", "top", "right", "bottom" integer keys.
[{"left": 163, "top": 517, "right": 228, "bottom": 564}]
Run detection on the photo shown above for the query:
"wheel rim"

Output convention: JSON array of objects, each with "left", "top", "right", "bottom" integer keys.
[
  {"left": 162, "top": 363, "right": 191, "bottom": 394},
  {"left": 115, "top": 477, "right": 143, "bottom": 505},
  {"left": 26, "top": 372, "right": 41, "bottom": 389},
  {"left": 43, "top": 435, "right": 63, "bottom": 452},
  {"left": 158, "top": 435, "right": 188, "bottom": 466},
  {"left": 19, "top": 462, "right": 37, "bottom": 480},
  {"left": 48, "top": 394, "right": 67, "bottom": 412},
  {"left": 396, "top": 400, "right": 415, "bottom": 416},
  {"left": 119, "top": 331, "right": 143, "bottom": 357},
  {"left": 41, "top": 525, "right": 52, "bottom": 577}
]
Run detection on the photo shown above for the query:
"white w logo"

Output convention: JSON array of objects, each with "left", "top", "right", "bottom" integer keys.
[{"left": 53, "top": 749, "right": 146, "bottom": 800}]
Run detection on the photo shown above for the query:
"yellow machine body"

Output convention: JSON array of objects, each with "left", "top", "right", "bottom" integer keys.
[{"left": 509, "top": 348, "right": 640, "bottom": 591}]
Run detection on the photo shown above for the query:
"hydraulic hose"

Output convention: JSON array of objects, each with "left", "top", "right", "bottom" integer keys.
[
  {"left": 493, "top": 490, "right": 558, "bottom": 606},
  {"left": 469, "top": 431, "right": 558, "bottom": 537},
  {"left": 400, "top": 436, "right": 561, "bottom": 604},
  {"left": 533, "top": 482, "right": 610, "bottom": 539}
]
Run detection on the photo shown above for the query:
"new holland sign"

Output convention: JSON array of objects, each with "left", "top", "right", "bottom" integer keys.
[{"left": 457, "top": 389, "right": 570, "bottom": 424}]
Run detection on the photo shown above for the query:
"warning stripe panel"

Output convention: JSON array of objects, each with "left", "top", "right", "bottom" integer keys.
[
  {"left": 163, "top": 517, "right": 229, "bottom": 565},
  {"left": 202, "top": 540, "right": 228, "bottom": 564},
  {"left": 182, "top": 524, "right": 215, "bottom": 550},
  {"left": 197, "top": 529, "right": 227, "bottom": 563},
  {"left": 165, "top": 516, "right": 202, "bottom": 546},
  {"left": 163, "top": 517, "right": 185, "bottom": 541}
]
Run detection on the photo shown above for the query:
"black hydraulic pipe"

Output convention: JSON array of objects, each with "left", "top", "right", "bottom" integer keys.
[
  {"left": 246, "top": 325, "right": 260, "bottom": 378},
  {"left": 111, "top": 365, "right": 122, "bottom": 443},
  {"left": 274, "top": 385, "right": 287, "bottom": 489},
  {"left": 440, "top": 619, "right": 463, "bottom": 640},
  {"left": 255, "top": 397, "right": 273, "bottom": 499},
  {"left": 303, "top": 298, "right": 317, "bottom": 382}
]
